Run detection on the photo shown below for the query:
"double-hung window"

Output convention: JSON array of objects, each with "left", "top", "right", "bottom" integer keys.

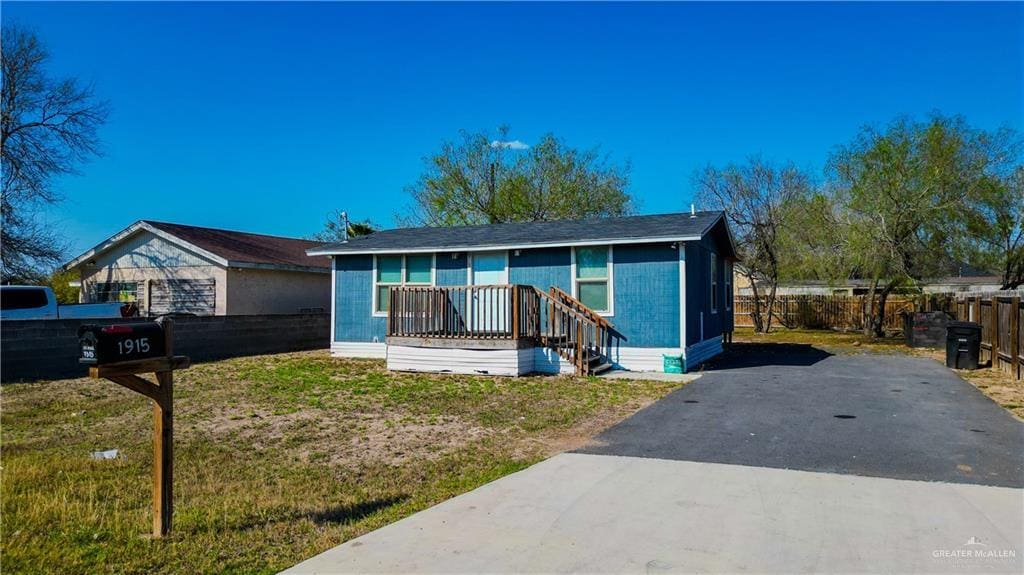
[
  {"left": 710, "top": 254, "right": 719, "bottom": 313},
  {"left": 573, "top": 246, "right": 613, "bottom": 314},
  {"left": 374, "top": 254, "right": 433, "bottom": 314}
]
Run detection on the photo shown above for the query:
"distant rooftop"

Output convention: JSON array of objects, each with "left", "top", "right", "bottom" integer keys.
[
  {"left": 143, "top": 221, "right": 329, "bottom": 270},
  {"left": 65, "top": 220, "right": 329, "bottom": 272}
]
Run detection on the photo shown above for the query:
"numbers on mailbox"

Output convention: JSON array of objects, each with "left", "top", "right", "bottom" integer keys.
[{"left": 117, "top": 337, "right": 151, "bottom": 356}]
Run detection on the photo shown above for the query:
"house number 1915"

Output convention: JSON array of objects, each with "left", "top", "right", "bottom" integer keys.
[{"left": 118, "top": 337, "right": 151, "bottom": 355}]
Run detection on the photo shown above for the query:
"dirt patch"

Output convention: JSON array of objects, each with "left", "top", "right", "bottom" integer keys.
[
  {"left": 519, "top": 397, "right": 661, "bottom": 457},
  {"left": 955, "top": 368, "right": 1024, "bottom": 421}
]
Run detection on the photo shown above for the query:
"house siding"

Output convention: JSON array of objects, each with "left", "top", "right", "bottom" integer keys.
[
  {"left": 684, "top": 237, "right": 731, "bottom": 346},
  {"left": 509, "top": 247, "right": 572, "bottom": 293},
  {"left": 90, "top": 231, "right": 214, "bottom": 269},
  {"left": 436, "top": 253, "right": 468, "bottom": 286},
  {"left": 611, "top": 244, "right": 680, "bottom": 348},
  {"left": 333, "top": 255, "right": 386, "bottom": 343},
  {"left": 331, "top": 240, "right": 731, "bottom": 369}
]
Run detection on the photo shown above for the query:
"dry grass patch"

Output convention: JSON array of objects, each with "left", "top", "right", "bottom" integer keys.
[
  {"left": 954, "top": 367, "right": 1024, "bottom": 420},
  {"left": 1, "top": 351, "right": 680, "bottom": 575}
]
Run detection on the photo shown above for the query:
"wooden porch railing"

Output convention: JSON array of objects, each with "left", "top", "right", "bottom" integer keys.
[{"left": 387, "top": 284, "right": 613, "bottom": 375}]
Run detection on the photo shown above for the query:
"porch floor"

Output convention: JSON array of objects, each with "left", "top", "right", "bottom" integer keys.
[{"left": 387, "top": 336, "right": 534, "bottom": 350}]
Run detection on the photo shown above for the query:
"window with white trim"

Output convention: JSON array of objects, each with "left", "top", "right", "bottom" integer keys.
[
  {"left": 374, "top": 254, "right": 433, "bottom": 314},
  {"left": 725, "top": 261, "right": 732, "bottom": 310},
  {"left": 710, "top": 254, "right": 719, "bottom": 313},
  {"left": 573, "top": 246, "right": 612, "bottom": 314}
]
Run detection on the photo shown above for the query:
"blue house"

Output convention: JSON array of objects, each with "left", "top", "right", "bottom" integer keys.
[{"left": 307, "top": 211, "right": 737, "bottom": 376}]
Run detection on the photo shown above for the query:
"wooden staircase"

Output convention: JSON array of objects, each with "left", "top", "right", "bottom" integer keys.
[{"left": 533, "top": 287, "right": 616, "bottom": 376}]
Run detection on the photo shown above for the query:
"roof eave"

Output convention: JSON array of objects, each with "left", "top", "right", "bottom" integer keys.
[
  {"left": 227, "top": 261, "right": 330, "bottom": 274},
  {"left": 306, "top": 235, "right": 706, "bottom": 256},
  {"left": 63, "top": 221, "right": 232, "bottom": 271}
]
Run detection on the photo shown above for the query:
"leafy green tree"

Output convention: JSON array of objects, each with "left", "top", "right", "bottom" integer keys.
[
  {"left": 827, "top": 114, "right": 1008, "bottom": 336},
  {"left": 404, "top": 126, "right": 632, "bottom": 226},
  {"left": 960, "top": 165, "right": 1023, "bottom": 289},
  {"left": 1, "top": 24, "right": 108, "bottom": 282},
  {"left": 694, "top": 158, "right": 812, "bottom": 332},
  {"left": 46, "top": 268, "right": 80, "bottom": 303}
]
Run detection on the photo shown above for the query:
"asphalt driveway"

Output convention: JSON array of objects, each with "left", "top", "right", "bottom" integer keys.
[
  {"left": 284, "top": 347, "right": 1024, "bottom": 573},
  {"left": 580, "top": 344, "right": 1024, "bottom": 488}
]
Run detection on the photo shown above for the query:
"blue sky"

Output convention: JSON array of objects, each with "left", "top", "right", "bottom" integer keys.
[{"left": 4, "top": 1, "right": 1022, "bottom": 255}]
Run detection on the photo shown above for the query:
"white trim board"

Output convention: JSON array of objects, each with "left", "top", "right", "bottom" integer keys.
[
  {"left": 330, "top": 256, "right": 337, "bottom": 343},
  {"left": 679, "top": 245, "right": 687, "bottom": 349}
]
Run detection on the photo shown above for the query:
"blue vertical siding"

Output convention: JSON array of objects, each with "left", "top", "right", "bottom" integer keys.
[
  {"left": 330, "top": 242, "right": 728, "bottom": 350},
  {"left": 509, "top": 247, "right": 571, "bottom": 291},
  {"left": 684, "top": 237, "right": 728, "bottom": 345},
  {"left": 612, "top": 244, "right": 679, "bottom": 348},
  {"left": 334, "top": 255, "right": 386, "bottom": 342},
  {"left": 436, "top": 252, "right": 468, "bottom": 286}
]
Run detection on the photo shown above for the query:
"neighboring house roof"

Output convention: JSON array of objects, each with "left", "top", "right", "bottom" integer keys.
[
  {"left": 64, "top": 220, "right": 330, "bottom": 274},
  {"left": 308, "top": 211, "right": 737, "bottom": 258}
]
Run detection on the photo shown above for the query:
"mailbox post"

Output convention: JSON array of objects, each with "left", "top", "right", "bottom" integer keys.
[{"left": 80, "top": 317, "right": 190, "bottom": 538}]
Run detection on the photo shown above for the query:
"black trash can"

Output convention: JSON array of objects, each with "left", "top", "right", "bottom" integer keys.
[{"left": 946, "top": 321, "right": 981, "bottom": 370}]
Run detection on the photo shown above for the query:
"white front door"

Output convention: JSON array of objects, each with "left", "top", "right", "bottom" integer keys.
[{"left": 470, "top": 251, "right": 509, "bottom": 334}]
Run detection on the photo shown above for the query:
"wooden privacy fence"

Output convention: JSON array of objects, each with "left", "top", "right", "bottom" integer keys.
[
  {"left": 955, "top": 295, "right": 1023, "bottom": 381},
  {"left": 733, "top": 294, "right": 921, "bottom": 331}
]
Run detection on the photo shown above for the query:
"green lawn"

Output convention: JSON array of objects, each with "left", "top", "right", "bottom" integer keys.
[{"left": 1, "top": 351, "right": 681, "bottom": 575}]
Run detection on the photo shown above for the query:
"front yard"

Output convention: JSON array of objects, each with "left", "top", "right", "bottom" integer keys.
[
  {"left": 1, "top": 352, "right": 681, "bottom": 575},
  {"left": 729, "top": 327, "right": 1024, "bottom": 419}
]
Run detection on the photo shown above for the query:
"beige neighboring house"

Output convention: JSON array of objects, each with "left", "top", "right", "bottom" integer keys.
[{"left": 64, "top": 221, "right": 330, "bottom": 316}]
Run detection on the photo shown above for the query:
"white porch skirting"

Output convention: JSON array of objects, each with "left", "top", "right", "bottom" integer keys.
[
  {"left": 332, "top": 339, "right": 725, "bottom": 375},
  {"left": 387, "top": 345, "right": 534, "bottom": 376},
  {"left": 331, "top": 341, "right": 387, "bottom": 359}
]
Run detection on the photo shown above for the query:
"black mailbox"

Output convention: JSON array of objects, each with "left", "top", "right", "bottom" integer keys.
[{"left": 79, "top": 322, "right": 166, "bottom": 365}]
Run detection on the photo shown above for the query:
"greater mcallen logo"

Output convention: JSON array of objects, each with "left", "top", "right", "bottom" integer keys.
[{"left": 932, "top": 537, "right": 1017, "bottom": 560}]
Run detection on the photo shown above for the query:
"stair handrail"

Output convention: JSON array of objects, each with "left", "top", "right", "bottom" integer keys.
[
  {"left": 549, "top": 286, "right": 615, "bottom": 329},
  {"left": 533, "top": 286, "right": 604, "bottom": 376}
]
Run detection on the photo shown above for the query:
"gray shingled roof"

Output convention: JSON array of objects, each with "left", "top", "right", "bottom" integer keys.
[{"left": 308, "top": 211, "right": 728, "bottom": 255}]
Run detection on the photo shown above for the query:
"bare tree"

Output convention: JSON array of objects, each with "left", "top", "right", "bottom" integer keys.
[
  {"left": 695, "top": 159, "right": 811, "bottom": 332},
  {"left": 1, "top": 24, "right": 108, "bottom": 282}
]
